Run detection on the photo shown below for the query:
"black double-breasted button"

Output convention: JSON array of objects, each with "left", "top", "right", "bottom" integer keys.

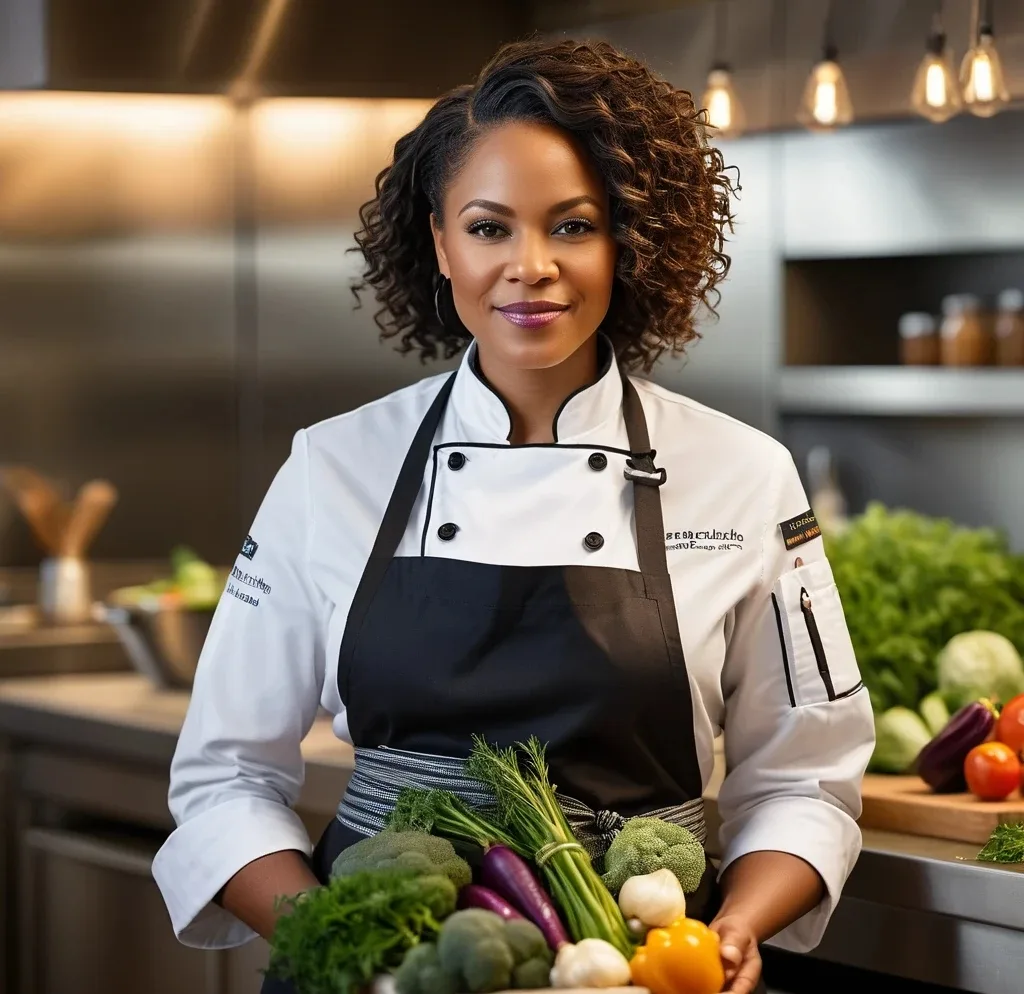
[
  {"left": 588, "top": 452, "right": 608, "bottom": 472},
  {"left": 583, "top": 531, "right": 604, "bottom": 551},
  {"left": 447, "top": 452, "right": 466, "bottom": 471},
  {"left": 438, "top": 522, "right": 459, "bottom": 541}
]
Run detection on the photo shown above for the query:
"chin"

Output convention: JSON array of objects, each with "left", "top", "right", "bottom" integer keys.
[{"left": 480, "top": 320, "right": 596, "bottom": 371}]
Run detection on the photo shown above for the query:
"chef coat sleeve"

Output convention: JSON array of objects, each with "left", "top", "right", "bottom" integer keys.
[
  {"left": 715, "top": 449, "right": 875, "bottom": 952},
  {"left": 152, "top": 429, "right": 328, "bottom": 949}
]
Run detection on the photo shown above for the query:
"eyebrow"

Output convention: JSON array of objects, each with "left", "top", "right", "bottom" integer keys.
[{"left": 457, "top": 195, "right": 602, "bottom": 217}]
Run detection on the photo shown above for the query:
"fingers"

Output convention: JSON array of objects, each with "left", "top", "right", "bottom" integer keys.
[
  {"left": 723, "top": 946, "right": 763, "bottom": 994},
  {"left": 709, "top": 922, "right": 748, "bottom": 987}
]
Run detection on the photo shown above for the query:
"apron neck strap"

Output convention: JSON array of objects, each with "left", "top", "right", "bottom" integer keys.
[{"left": 620, "top": 375, "right": 670, "bottom": 578}]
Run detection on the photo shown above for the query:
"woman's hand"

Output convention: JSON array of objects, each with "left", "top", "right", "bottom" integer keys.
[
  {"left": 709, "top": 914, "right": 761, "bottom": 993},
  {"left": 710, "top": 850, "right": 826, "bottom": 993}
]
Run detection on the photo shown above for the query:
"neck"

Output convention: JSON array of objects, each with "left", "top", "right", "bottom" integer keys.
[{"left": 475, "top": 336, "right": 600, "bottom": 445}]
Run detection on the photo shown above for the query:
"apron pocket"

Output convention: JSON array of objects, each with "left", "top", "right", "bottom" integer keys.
[{"left": 772, "top": 561, "right": 863, "bottom": 707}]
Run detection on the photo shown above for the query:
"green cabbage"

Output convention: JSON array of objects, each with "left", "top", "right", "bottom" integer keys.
[
  {"left": 870, "top": 706, "right": 932, "bottom": 774},
  {"left": 937, "top": 631, "right": 1024, "bottom": 710}
]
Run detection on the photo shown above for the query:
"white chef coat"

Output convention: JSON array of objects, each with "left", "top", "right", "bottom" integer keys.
[{"left": 153, "top": 340, "right": 875, "bottom": 954}]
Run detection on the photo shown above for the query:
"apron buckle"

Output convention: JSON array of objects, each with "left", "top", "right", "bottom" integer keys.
[{"left": 624, "top": 450, "right": 667, "bottom": 487}]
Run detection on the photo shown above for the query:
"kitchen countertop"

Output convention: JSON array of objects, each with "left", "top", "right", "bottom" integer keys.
[
  {"left": 0, "top": 671, "right": 351, "bottom": 768},
  {"left": 1, "top": 671, "right": 1024, "bottom": 984}
]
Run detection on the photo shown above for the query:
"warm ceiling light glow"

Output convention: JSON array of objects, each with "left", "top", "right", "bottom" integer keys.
[
  {"left": 0, "top": 91, "right": 234, "bottom": 235},
  {"left": 798, "top": 49, "right": 854, "bottom": 130},
  {"left": 911, "top": 25, "right": 961, "bottom": 123},
  {"left": 0, "top": 91, "right": 230, "bottom": 143},
  {"left": 960, "top": 28, "right": 1010, "bottom": 116},
  {"left": 701, "top": 66, "right": 745, "bottom": 138},
  {"left": 251, "top": 98, "right": 432, "bottom": 222}
]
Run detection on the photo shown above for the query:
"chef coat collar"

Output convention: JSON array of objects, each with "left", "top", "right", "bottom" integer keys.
[{"left": 450, "top": 334, "right": 622, "bottom": 444}]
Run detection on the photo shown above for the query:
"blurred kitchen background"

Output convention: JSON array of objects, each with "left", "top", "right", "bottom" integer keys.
[{"left": 1, "top": 0, "right": 1023, "bottom": 992}]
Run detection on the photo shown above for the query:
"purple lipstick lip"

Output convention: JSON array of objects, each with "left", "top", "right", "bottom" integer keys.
[
  {"left": 496, "top": 300, "right": 570, "bottom": 314},
  {"left": 496, "top": 299, "right": 571, "bottom": 329}
]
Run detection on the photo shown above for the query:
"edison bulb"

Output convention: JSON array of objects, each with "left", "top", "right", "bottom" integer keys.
[
  {"left": 911, "top": 37, "right": 961, "bottom": 123},
  {"left": 799, "top": 55, "right": 854, "bottom": 130},
  {"left": 701, "top": 66, "right": 745, "bottom": 138},
  {"left": 960, "top": 29, "right": 1010, "bottom": 117}
]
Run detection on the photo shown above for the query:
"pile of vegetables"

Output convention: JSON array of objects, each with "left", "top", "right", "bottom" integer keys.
[
  {"left": 869, "top": 631, "right": 1024, "bottom": 778},
  {"left": 825, "top": 503, "right": 1024, "bottom": 715},
  {"left": 266, "top": 739, "right": 723, "bottom": 994},
  {"left": 110, "top": 546, "right": 226, "bottom": 611}
]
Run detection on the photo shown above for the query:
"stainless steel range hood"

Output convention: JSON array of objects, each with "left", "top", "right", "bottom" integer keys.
[{"left": 0, "top": 0, "right": 531, "bottom": 97}]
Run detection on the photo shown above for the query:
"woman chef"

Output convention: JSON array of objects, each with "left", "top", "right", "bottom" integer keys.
[{"left": 153, "top": 38, "right": 875, "bottom": 994}]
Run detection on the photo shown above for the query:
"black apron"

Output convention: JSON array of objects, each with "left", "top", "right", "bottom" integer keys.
[{"left": 261, "top": 369, "right": 763, "bottom": 993}]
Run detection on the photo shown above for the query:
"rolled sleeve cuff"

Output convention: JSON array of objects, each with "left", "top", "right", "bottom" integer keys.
[
  {"left": 717, "top": 794, "right": 861, "bottom": 953},
  {"left": 152, "top": 795, "right": 312, "bottom": 949}
]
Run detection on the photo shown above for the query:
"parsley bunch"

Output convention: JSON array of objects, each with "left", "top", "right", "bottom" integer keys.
[
  {"left": 825, "top": 503, "right": 1024, "bottom": 713},
  {"left": 266, "top": 868, "right": 456, "bottom": 994}
]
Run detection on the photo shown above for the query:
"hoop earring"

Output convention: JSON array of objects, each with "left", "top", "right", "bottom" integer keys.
[{"left": 434, "top": 276, "right": 449, "bottom": 326}]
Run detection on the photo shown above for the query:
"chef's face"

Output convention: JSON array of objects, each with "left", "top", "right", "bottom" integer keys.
[{"left": 431, "top": 120, "right": 616, "bottom": 372}]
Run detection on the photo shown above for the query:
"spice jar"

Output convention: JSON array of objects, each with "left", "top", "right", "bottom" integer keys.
[
  {"left": 994, "top": 288, "right": 1024, "bottom": 367},
  {"left": 940, "top": 294, "right": 992, "bottom": 367},
  {"left": 898, "top": 312, "right": 940, "bottom": 365}
]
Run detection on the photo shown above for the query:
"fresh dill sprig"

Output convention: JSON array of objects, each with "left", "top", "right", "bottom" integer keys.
[{"left": 977, "top": 822, "right": 1024, "bottom": 863}]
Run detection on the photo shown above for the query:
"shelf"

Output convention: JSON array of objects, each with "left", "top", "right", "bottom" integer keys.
[{"left": 778, "top": 367, "right": 1024, "bottom": 417}]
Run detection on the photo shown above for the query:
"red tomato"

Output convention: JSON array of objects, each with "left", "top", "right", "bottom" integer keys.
[
  {"left": 997, "top": 694, "right": 1024, "bottom": 757},
  {"left": 965, "top": 742, "right": 1021, "bottom": 801}
]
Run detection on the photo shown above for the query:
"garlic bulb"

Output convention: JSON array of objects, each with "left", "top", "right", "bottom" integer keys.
[
  {"left": 617, "top": 868, "right": 686, "bottom": 928},
  {"left": 549, "top": 938, "right": 632, "bottom": 989}
]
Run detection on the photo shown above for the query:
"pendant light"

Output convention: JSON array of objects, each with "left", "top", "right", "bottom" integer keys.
[
  {"left": 960, "top": 0, "right": 1010, "bottom": 117},
  {"left": 798, "top": 2, "right": 854, "bottom": 130},
  {"left": 911, "top": 2, "right": 962, "bottom": 123},
  {"left": 700, "top": 0, "right": 745, "bottom": 138}
]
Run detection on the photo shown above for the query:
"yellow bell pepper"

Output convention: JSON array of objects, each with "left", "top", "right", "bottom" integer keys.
[{"left": 629, "top": 917, "right": 724, "bottom": 994}]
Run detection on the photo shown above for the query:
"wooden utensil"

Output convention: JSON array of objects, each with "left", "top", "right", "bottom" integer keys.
[
  {"left": 0, "top": 466, "right": 69, "bottom": 555},
  {"left": 60, "top": 480, "right": 119, "bottom": 558}
]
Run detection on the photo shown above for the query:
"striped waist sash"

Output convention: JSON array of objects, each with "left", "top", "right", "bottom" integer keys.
[{"left": 336, "top": 745, "right": 707, "bottom": 860}]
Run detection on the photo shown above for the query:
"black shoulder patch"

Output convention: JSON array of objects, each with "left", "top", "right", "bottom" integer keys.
[
  {"left": 779, "top": 510, "right": 821, "bottom": 550},
  {"left": 240, "top": 534, "right": 258, "bottom": 560}
]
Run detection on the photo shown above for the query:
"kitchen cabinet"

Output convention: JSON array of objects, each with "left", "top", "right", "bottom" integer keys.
[
  {"left": 19, "top": 827, "right": 214, "bottom": 994},
  {"left": 0, "top": 675, "right": 352, "bottom": 994},
  {"left": 17, "top": 826, "right": 270, "bottom": 994}
]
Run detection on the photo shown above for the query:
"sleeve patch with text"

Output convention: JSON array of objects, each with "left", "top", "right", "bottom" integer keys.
[{"left": 779, "top": 510, "right": 822, "bottom": 550}]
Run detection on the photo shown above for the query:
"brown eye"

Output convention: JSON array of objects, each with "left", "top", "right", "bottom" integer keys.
[
  {"left": 467, "top": 220, "right": 507, "bottom": 239},
  {"left": 554, "top": 218, "right": 595, "bottom": 237}
]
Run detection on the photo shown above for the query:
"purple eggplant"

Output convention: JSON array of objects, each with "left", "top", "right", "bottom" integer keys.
[
  {"left": 915, "top": 699, "right": 998, "bottom": 793},
  {"left": 457, "top": 884, "right": 525, "bottom": 920},
  {"left": 480, "top": 845, "right": 569, "bottom": 950}
]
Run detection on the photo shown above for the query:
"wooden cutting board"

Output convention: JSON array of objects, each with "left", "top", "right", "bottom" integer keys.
[{"left": 860, "top": 774, "right": 1024, "bottom": 844}]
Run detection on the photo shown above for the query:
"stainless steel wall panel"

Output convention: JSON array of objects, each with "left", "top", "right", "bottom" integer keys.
[{"left": 0, "top": 93, "right": 240, "bottom": 567}]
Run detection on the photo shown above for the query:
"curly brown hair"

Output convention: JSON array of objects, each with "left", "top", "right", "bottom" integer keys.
[{"left": 352, "top": 37, "right": 735, "bottom": 372}]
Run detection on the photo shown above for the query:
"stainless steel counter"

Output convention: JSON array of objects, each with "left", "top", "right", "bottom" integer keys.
[{"left": 1, "top": 673, "right": 1023, "bottom": 992}]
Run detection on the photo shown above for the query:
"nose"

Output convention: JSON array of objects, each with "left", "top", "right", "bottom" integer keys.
[{"left": 504, "top": 230, "right": 559, "bottom": 285}]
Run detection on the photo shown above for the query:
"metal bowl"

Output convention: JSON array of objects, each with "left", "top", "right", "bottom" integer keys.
[{"left": 103, "top": 603, "right": 214, "bottom": 689}]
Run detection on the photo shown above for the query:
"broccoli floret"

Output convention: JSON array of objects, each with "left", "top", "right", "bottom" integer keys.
[
  {"left": 435, "top": 909, "right": 551, "bottom": 993},
  {"left": 601, "top": 817, "right": 705, "bottom": 894},
  {"left": 331, "top": 830, "right": 472, "bottom": 889},
  {"left": 395, "top": 943, "right": 458, "bottom": 994},
  {"left": 504, "top": 918, "right": 553, "bottom": 989},
  {"left": 511, "top": 959, "right": 551, "bottom": 990},
  {"left": 438, "top": 910, "right": 513, "bottom": 993},
  {"left": 417, "top": 874, "right": 459, "bottom": 920}
]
